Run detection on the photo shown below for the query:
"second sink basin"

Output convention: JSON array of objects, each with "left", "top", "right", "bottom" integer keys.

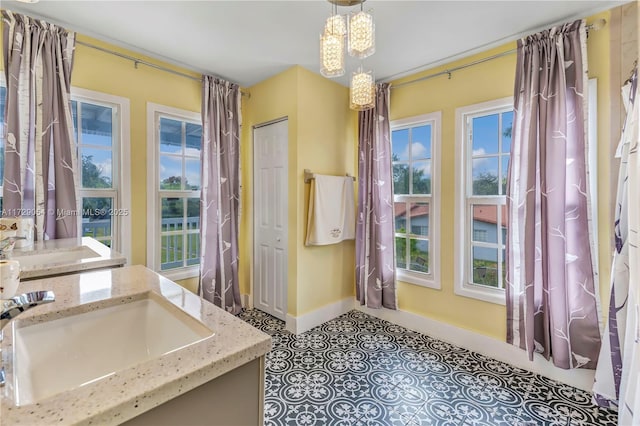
[
  {"left": 12, "top": 292, "right": 214, "bottom": 406},
  {"left": 10, "top": 245, "right": 101, "bottom": 268}
]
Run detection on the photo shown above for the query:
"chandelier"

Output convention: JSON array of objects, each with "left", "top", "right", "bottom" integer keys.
[{"left": 320, "top": 0, "right": 376, "bottom": 111}]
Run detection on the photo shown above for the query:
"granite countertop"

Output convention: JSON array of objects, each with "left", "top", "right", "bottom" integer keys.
[
  {"left": 7, "top": 237, "right": 127, "bottom": 280},
  {"left": 0, "top": 265, "right": 272, "bottom": 425}
]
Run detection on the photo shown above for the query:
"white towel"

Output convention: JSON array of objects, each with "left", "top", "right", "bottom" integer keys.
[{"left": 305, "top": 175, "right": 355, "bottom": 246}]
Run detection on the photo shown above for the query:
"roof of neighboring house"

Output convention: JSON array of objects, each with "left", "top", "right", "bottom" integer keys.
[
  {"left": 394, "top": 203, "right": 429, "bottom": 219},
  {"left": 472, "top": 206, "right": 507, "bottom": 227},
  {"left": 395, "top": 203, "right": 506, "bottom": 227}
]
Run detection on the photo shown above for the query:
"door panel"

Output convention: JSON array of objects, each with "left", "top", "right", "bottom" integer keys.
[{"left": 253, "top": 120, "right": 288, "bottom": 320}]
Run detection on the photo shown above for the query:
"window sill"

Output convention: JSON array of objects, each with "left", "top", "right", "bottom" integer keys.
[
  {"left": 160, "top": 265, "right": 200, "bottom": 282},
  {"left": 396, "top": 269, "right": 440, "bottom": 290},
  {"left": 454, "top": 283, "right": 505, "bottom": 305}
]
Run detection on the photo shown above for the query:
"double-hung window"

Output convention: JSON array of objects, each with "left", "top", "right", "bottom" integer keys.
[
  {"left": 72, "top": 89, "right": 130, "bottom": 261},
  {"left": 455, "top": 98, "right": 512, "bottom": 304},
  {"left": 147, "top": 103, "right": 201, "bottom": 280},
  {"left": 391, "top": 112, "right": 441, "bottom": 289}
]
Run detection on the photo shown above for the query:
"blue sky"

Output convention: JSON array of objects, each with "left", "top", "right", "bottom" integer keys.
[{"left": 159, "top": 118, "right": 202, "bottom": 190}]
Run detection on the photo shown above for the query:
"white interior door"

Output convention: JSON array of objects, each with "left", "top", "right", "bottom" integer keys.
[{"left": 253, "top": 119, "right": 288, "bottom": 320}]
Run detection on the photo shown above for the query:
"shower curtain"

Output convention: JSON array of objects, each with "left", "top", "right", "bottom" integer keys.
[{"left": 593, "top": 68, "right": 639, "bottom": 423}]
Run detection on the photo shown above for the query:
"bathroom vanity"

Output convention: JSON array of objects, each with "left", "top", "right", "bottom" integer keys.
[
  {"left": 6, "top": 236, "right": 126, "bottom": 280},
  {"left": 0, "top": 266, "right": 271, "bottom": 425}
]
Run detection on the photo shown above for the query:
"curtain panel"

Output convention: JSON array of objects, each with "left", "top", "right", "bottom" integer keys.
[
  {"left": 505, "top": 20, "right": 601, "bottom": 369},
  {"left": 616, "top": 65, "right": 640, "bottom": 426},
  {"left": 355, "top": 83, "right": 397, "bottom": 309},
  {"left": 199, "top": 76, "right": 242, "bottom": 315},
  {"left": 593, "top": 68, "right": 638, "bottom": 413},
  {"left": 2, "top": 10, "right": 78, "bottom": 240}
]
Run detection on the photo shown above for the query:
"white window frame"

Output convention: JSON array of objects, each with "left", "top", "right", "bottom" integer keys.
[
  {"left": 391, "top": 111, "right": 441, "bottom": 289},
  {"left": 146, "top": 102, "right": 201, "bottom": 281},
  {"left": 455, "top": 97, "right": 512, "bottom": 305},
  {"left": 72, "top": 88, "right": 131, "bottom": 264},
  {"left": 455, "top": 84, "right": 599, "bottom": 305}
]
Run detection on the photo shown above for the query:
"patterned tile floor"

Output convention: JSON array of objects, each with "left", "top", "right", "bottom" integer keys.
[{"left": 238, "top": 309, "right": 618, "bottom": 426}]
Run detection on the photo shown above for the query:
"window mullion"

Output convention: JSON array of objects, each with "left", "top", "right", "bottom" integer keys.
[
  {"left": 497, "top": 200, "right": 503, "bottom": 288},
  {"left": 408, "top": 127, "right": 413, "bottom": 196},
  {"left": 77, "top": 102, "right": 83, "bottom": 187},
  {"left": 466, "top": 116, "right": 473, "bottom": 199},
  {"left": 468, "top": 196, "right": 504, "bottom": 205},
  {"left": 181, "top": 121, "right": 186, "bottom": 190},
  {"left": 181, "top": 197, "right": 186, "bottom": 268}
]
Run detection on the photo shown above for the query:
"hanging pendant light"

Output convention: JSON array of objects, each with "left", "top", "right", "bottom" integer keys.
[
  {"left": 320, "top": 0, "right": 376, "bottom": 110},
  {"left": 348, "top": 8, "right": 375, "bottom": 58},
  {"left": 320, "top": 5, "right": 346, "bottom": 78},
  {"left": 320, "top": 32, "right": 345, "bottom": 78},
  {"left": 350, "top": 66, "right": 375, "bottom": 111}
]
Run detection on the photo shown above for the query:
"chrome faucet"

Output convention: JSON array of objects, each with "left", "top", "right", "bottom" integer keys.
[
  {"left": 0, "top": 291, "right": 55, "bottom": 386},
  {"left": 1, "top": 291, "right": 56, "bottom": 330}
]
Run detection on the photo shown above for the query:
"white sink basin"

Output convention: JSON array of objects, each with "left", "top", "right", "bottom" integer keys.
[
  {"left": 12, "top": 292, "right": 214, "bottom": 406},
  {"left": 11, "top": 245, "right": 100, "bottom": 268}
]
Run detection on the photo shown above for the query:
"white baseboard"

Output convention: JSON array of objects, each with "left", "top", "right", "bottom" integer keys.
[
  {"left": 242, "top": 294, "right": 252, "bottom": 310},
  {"left": 286, "top": 297, "right": 355, "bottom": 334},
  {"left": 356, "top": 303, "right": 596, "bottom": 391}
]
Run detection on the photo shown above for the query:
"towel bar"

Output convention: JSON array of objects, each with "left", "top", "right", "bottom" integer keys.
[{"left": 304, "top": 169, "right": 356, "bottom": 183}]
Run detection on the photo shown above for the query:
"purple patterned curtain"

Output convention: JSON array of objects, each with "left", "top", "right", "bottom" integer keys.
[
  {"left": 356, "top": 83, "right": 396, "bottom": 309},
  {"left": 3, "top": 11, "right": 78, "bottom": 239},
  {"left": 506, "top": 20, "right": 601, "bottom": 369},
  {"left": 199, "top": 76, "right": 242, "bottom": 315}
]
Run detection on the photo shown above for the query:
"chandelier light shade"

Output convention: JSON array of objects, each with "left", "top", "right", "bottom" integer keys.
[
  {"left": 320, "top": 0, "right": 376, "bottom": 110},
  {"left": 325, "top": 14, "right": 346, "bottom": 36},
  {"left": 320, "top": 31, "right": 346, "bottom": 78},
  {"left": 350, "top": 67, "right": 375, "bottom": 111},
  {"left": 348, "top": 9, "right": 375, "bottom": 58}
]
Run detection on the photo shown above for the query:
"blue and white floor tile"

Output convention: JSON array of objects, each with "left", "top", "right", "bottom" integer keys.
[{"left": 238, "top": 309, "right": 617, "bottom": 426}]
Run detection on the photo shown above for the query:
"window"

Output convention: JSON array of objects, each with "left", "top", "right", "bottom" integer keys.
[
  {"left": 455, "top": 97, "right": 512, "bottom": 304},
  {"left": 147, "top": 103, "right": 201, "bottom": 280},
  {"left": 72, "top": 89, "right": 131, "bottom": 262},
  {"left": 71, "top": 89, "right": 131, "bottom": 253},
  {"left": 391, "top": 112, "right": 441, "bottom": 289}
]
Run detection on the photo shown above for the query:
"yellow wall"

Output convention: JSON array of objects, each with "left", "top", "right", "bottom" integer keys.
[
  {"left": 588, "top": 12, "right": 613, "bottom": 315},
  {"left": 240, "top": 66, "right": 300, "bottom": 314},
  {"left": 296, "top": 67, "right": 357, "bottom": 315},
  {"left": 241, "top": 66, "right": 357, "bottom": 317},
  {"left": 389, "top": 12, "right": 613, "bottom": 340}
]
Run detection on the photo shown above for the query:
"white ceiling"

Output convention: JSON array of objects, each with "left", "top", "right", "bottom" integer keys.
[{"left": 2, "top": 0, "right": 628, "bottom": 87}]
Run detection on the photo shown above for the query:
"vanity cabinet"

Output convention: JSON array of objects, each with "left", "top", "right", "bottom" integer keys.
[{"left": 123, "top": 357, "right": 265, "bottom": 426}]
